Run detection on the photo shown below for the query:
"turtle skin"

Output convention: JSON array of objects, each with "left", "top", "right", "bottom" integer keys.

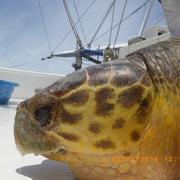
[{"left": 14, "top": 37, "right": 180, "bottom": 180}]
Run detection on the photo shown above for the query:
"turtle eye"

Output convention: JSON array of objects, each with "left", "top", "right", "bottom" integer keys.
[{"left": 34, "top": 105, "right": 52, "bottom": 127}]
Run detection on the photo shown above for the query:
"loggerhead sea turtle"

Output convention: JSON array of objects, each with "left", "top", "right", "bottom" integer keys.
[{"left": 14, "top": 37, "right": 180, "bottom": 180}]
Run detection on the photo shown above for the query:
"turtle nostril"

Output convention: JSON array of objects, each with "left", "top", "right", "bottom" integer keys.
[
  {"left": 16, "top": 104, "right": 21, "bottom": 111},
  {"left": 23, "top": 100, "right": 28, "bottom": 107}
]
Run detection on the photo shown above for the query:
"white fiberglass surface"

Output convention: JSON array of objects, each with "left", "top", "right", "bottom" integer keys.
[{"left": 0, "top": 101, "right": 74, "bottom": 180}]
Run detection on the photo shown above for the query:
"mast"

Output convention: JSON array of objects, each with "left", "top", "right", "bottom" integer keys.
[{"left": 63, "top": 0, "right": 83, "bottom": 70}]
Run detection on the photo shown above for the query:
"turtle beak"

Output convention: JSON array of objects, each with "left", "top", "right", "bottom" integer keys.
[
  {"left": 14, "top": 109, "right": 60, "bottom": 155},
  {"left": 14, "top": 111, "right": 29, "bottom": 155}
]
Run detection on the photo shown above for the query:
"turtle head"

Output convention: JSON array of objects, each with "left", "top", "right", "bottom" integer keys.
[{"left": 14, "top": 62, "right": 155, "bottom": 158}]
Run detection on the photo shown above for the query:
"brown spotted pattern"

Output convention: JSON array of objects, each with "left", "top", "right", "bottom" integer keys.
[
  {"left": 131, "top": 130, "right": 140, "bottom": 141},
  {"left": 46, "top": 69, "right": 87, "bottom": 96},
  {"left": 62, "top": 90, "right": 89, "bottom": 106},
  {"left": 110, "top": 63, "right": 145, "bottom": 87},
  {"left": 41, "top": 60, "right": 154, "bottom": 154},
  {"left": 112, "top": 118, "right": 125, "bottom": 129},
  {"left": 135, "top": 93, "right": 153, "bottom": 124},
  {"left": 86, "top": 64, "right": 111, "bottom": 86},
  {"left": 111, "top": 72, "right": 136, "bottom": 87},
  {"left": 52, "top": 61, "right": 153, "bottom": 154},
  {"left": 89, "top": 122, "right": 102, "bottom": 134},
  {"left": 118, "top": 86, "right": 144, "bottom": 108},
  {"left": 95, "top": 87, "right": 115, "bottom": 116},
  {"left": 58, "top": 132, "right": 79, "bottom": 142},
  {"left": 95, "top": 139, "right": 115, "bottom": 149},
  {"left": 60, "top": 105, "right": 82, "bottom": 124}
]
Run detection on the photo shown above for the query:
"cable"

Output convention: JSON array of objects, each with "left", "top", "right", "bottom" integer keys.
[
  {"left": 63, "top": 0, "right": 82, "bottom": 47},
  {"left": 113, "top": 0, "right": 128, "bottom": 49},
  {"left": 54, "top": 57, "right": 74, "bottom": 63},
  {"left": 37, "top": 0, "right": 52, "bottom": 53},
  {"left": 52, "top": 0, "right": 96, "bottom": 53},
  {"left": 8, "top": 56, "right": 92, "bottom": 69},
  {"left": 109, "top": 0, "right": 116, "bottom": 45},
  {"left": 93, "top": 0, "right": 150, "bottom": 43},
  {"left": 73, "top": 0, "right": 88, "bottom": 44},
  {"left": 153, "top": 15, "right": 164, "bottom": 26},
  {"left": 8, "top": 59, "right": 41, "bottom": 68},
  {"left": 53, "top": 57, "right": 92, "bottom": 66},
  {"left": 139, "top": 0, "right": 155, "bottom": 36},
  {"left": 88, "top": 0, "right": 117, "bottom": 47}
]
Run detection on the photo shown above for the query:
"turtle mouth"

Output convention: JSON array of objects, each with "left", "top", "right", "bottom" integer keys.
[{"left": 14, "top": 111, "right": 61, "bottom": 155}]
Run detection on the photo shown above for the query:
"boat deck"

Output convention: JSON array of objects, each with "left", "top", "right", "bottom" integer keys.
[{"left": 0, "top": 100, "right": 73, "bottom": 180}]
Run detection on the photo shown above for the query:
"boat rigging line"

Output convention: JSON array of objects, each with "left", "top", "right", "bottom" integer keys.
[
  {"left": 87, "top": 0, "right": 117, "bottom": 48},
  {"left": 73, "top": 0, "right": 88, "bottom": 44},
  {"left": 113, "top": 0, "right": 128, "bottom": 49},
  {"left": 139, "top": 0, "right": 155, "bottom": 36},
  {"left": 37, "top": 0, "right": 52, "bottom": 53},
  {"left": 63, "top": 0, "right": 82, "bottom": 48},
  {"left": 40, "top": 0, "right": 102, "bottom": 71},
  {"left": 153, "top": 14, "right": 164, "bottom": 26},
  {"left": 92, "top": 0, "right": 150, "bottom": 43},
  {"left": 52, "top": 0, "right": 96, "bottom": 53},
  {"left": 8, "top": 56, "right": 92, "bottom": 69},
  {"left": 109, "top": 0, "right": 116, "bottom": 46},
  {"left": 40, "top": 0, "right": 151, "bottom": 71},
  {"left": 53, "top": 57, "right": 92, "bottom": 66},
  {"left": 61, "top": 0, "right": 102, "bottom": 70},
  {"left": 8, "top": 59, "right": 41, "bottom": 68},
  {"left": 63, "top": 0, "right": 83, "bottom": 70}
]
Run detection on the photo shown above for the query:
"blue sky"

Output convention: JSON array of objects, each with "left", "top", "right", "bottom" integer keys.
[{"left": 0, "top": 0, "right": 166, "bottom": 75}]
